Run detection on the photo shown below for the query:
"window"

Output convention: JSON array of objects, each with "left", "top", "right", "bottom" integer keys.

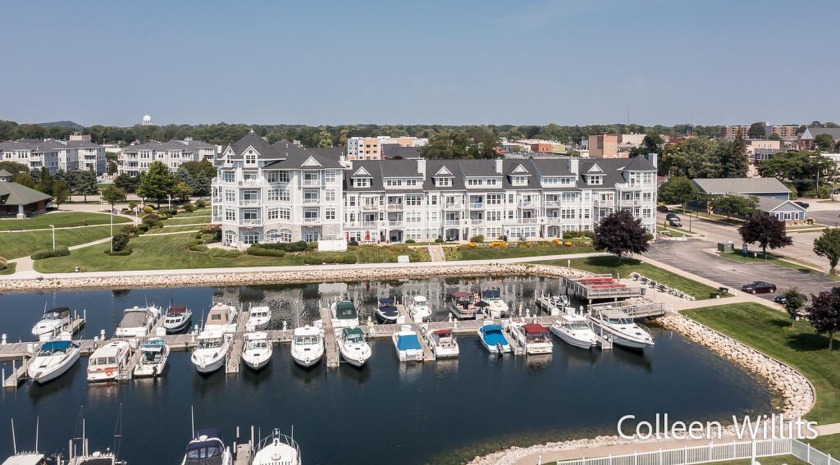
[
  {"left": 325, "top": 171, "right": 337, "bottom": 183},
  {"left": 487, "top": 194, "right": 502, "bottom": 205},
  {"left": 225, "top": 209, "right": 235, "bottom": 221},
  {"left": 279, "top": 190, "right": 290, "bottom": 202},
  {"left": 224, "top": 190, "right": 235, "bottom": 202},
  {"left": 507, "top": 193, "right": 514, "bottom": 204},
  {"left": 304, "top": 190, "right": 320, "bottom": 203},
  {"left": 243, "top": 209, "right": 259, "bottom": 220},
  {"left": 354, "top": 178, "right": 371, "bottom": 188},
  {"left": 487, "top": 211, "right": 502, "bottom": 222},
  {"left": 427, "top": 211, "right": 439, "bottom": 222},
  {"left": 242, "top": 232, "right": 259, "bottom": 244},
  {"left": 436, "top": 177, "right": 452, "bottom": 187},
  {"left": 405, "top": 212, "right": 422, "bottom": 223},
  {"left": 278, "top": 172, "right": 290, "bottom": 182},
  {"left": 304, "top": 209, "right": 319, "bottom": 222},
  {"left": 427, "top": 194, "right": 438, "bottom": 206},
  {"left": 222, "top": 171, "right": 235, "bottom": 182},
  {"left": 266, "top": 171, "right": 281, "bottom": 183},
  {"left": 325, "top": 208, "right": 336, "bottom": 220},
  {"left": 347, "top": 195, "right": 357, "bottom": 207},
  {"left": 512, "top": 175, "right": 528, "bottom": 186},
  {"left": 245, "top": 153, "right": 257, "bottom": 165},
  {"left": 242, "top": 190, "right": 259, "bottom": 202},
  {"left": 405, "top": 194, "right": 423, "bottom": 206},
  {"left": 325, "top": 189, "right": 336, "bottom": 202},
  {"left": 267, "top": 208, "right": 279, "bottom": 220},
  {"left": 279, "top": 208, "right": 291, "bottom": 220},
  {"left": 561, "top": 209, "right": 576, "bottom": 219},
  {"left": 467, "top": 178, "right": 482, "bottom": 187},
  {"left": 243, "top": 171, "right": 258, "bottom": 180},
  {"left": 267, "top": 189, "right": 279, "bottom": 201},
  {"left": 587, "top": 175, "right": 603, "bottom": 185},
  {"left": 303, "top": 171, "right": 319, "bottom": 185}
]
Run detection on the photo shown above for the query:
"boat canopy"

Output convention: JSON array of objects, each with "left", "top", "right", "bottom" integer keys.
[
  {"left": 335, "top": 301, "right": 357, "bottom": 319},
  {"left": 481, "top": 289, "right": 501, "bottom": 299},
  {"left": 378, "top": 297, "right": 395, "bottom": 305},
  {"left": 397, "top": 334, "right": 422, "bottom": 351},
  {"left": 143, "top": 338, "right": 166, "bottom": 350},
  {"left": 43, "top": 307, "right": 70, "bottom": 318},
  {"left": 342, "top": 327, "right": 364, "bottom": 337},
  {"left": 523, "top": 323, "right": 548, "bottom": 335},
  {"left": 168, "top": 305, "right": 187, "bottom": 314},
  {"left": 481, "top": 324, "right": 503, "bottom": 333},
  {"left": 185, "top": 429, "right": 225, "bottom": 464},
  {"left": 379, "top": 306, "right": 399, "bottom": 316},
  {"left": 38, "top": 340, "right": 73, "bottom": 354},
  {"left": 433, "top": 329, "right": 452, "bottom": 337},
  {"left": 413, "top": 295, "right": 427, "bottom": 303},
  {"left": 450, "top": 292, "right": 473, "bottom": 298}
]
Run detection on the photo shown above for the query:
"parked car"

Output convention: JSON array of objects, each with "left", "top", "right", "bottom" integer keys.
[
  {"left": 774, "top": 293, "right": 807, "bottom": 305},
  {"left": 656, "top": 205, "right": 669, "bottom": 212},
  {"left": 665, "top": 212, "right": 680, "bottom": 220},
  {"left": 794, "top": 201, "right": 809, "bottom": 209},
  {"left": 667, "top": 217, "right": 682, "bottom": 227},
  {"left": 741, "top": 281, "right": 777, "bottom": 294}
]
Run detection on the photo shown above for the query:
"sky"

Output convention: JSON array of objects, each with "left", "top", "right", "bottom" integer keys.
[{"left": 0, "top": 0, "right": 837, "bottom": 127}]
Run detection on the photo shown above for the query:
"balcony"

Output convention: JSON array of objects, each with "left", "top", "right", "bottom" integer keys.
[
  {"left": 239, "top": 219, "right": 263, "bottom": 226},
  {"left": 360, "top": 221, "right": 379, "bottom": 228},
  {"left": 468, "top": 203, "right": 484, "bottom": 209},
  {"left": 239, "top": 200, "right": 261, "bottom": 206},
  {"left": 301, "top": 179, "right": 320, "bottom": 187},
  {"left": 518, "top": 201, "right": 538, "bottom": 208},
  {"left": 594, "top": 199, "right": 615, "bottom": 207},
  {"left": 544, "top": 200, "right": 562, "bottom": 207},
  {"left": 303, "top": 216, "right": 320, "bottom": 223},
  {"left": 303, "top": 198, "right": 320, "bottom": 205},
  {"left": 619, "top": 199, "right": 641, "bottom": 206},
  {"left": 470, "top": 219, "right": 484, "bottom": 225},
  {"left": 386, "top": 203, "right": 403, "bottom": 210},
  {"left": 519, "top": 218, "right": 539, "bottom": 224},
  {"left": 362, "top": 204, "right": 381, "bottom": 211},
  {"left": 444, "top": 203, "right": 463, "bottom": 210},
  {"left": 389, "top": 220, "right": 403, "bottom": 227},
  {"left": 444, "top": 219, "right": 462, "bottom": 226}
]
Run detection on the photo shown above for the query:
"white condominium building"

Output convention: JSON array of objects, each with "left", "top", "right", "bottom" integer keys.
[
  {"left": 118, "top": 138, "right": 217, "bottom": 176},
  {"left": 0, "top": 135, "right": 105, "bottom": 174}
]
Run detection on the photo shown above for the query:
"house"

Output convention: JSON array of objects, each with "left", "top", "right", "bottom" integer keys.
[
  {"left": 692, "top": 178, "right": 791, "bottom": 200},
  {"left": 755, "top": 197, "right": 807, "bottom": 223},
  {"left": 0, "top": 169, "right": 52, "bottom": 218},
  {"left": 0, "top": 135, "right": 105, "bottom": 174},
  {"left": 798, "top": 127, "right": 840, "bottom": 150}
]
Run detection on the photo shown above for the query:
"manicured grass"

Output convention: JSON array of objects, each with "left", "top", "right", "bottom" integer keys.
[
  {"left": 0, "top": 263, "right": 16, "bottom": 275},
  {"left": 162, "top": 216, "right": 211, "bottom": 225},
  {"left": 542, "top": 256, "right": 723, "bottom": 300},
  {"left": 808, "top": 433, "right": 840, "bottom": 457},
  {"left": 145, "top": 226, "right": 203, "bottom": 234},
  {"left": 168, "top": 208, "right": 211, "bottom": 218},
  {"left": 705, "top": 456, "right": 807, "bottom": 465},
  {"left": 451, "top": 244, "right": 594, "bottom": 260},
  {"left": 683, "top": 303, "right": 840, "bottom": 423},
  {"left": 0, "top": 212, "right": 130, "bottom": 231},
  {"left": 0, "top": 225, "right": 132, "bottom": 259}
]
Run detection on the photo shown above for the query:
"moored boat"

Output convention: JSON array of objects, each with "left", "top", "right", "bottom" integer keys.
[
  {"left": 241, "top": 332, "right": 273, "bottom": 371},
  {"left": 114, "top": 305, "right": 160, "bottom": 349},
  {"left": 27, "top": 339, "right": 80, "bottom": 384},
  {"left": 448, "top": 292, "right": 480, "bottom": 320},
  {"left": 246, "top": 306, "right": 271, "bottom": 331},
  {"left": 336, "top": 327, "right": 371, "bottom": 367},
  {"left": 290, "top": 326, "right": 324, "bottom": 368},
  {"left": 427, "top": 329, "right": 459, "bottom": 359},
  {"left": 180, "top": 428, "right": 232, "bottom": 465},
  {"left": 133, "top": 337, "right": 169, "bottom": 378},
  {"left": 535, "top": 293, "right": 570, "bottom": 316},
  {"left": 87, "top": 340, "right": 131, "bottom": 382},
  {"left": 509, "top": 323, "right": 553, "bottom": 355},
  {"left": 330, "top": 300, "right": 360, "bottom": 328},
  {"left": 191, "top": 330, "right": 230, "bottom": 374},
  {"left": 550, "top": 314, "right": 598, "bottom": 349},
  {"left": 31, "top": 306, "right": 72, "bottom": 341},
  {"left": 163, "top": 305, "right": 192, "bottom": 334},
  {"left": 588, "top": 309, "right": 654, "bottom": 349},
  {"left": 204, "top": 303, "right": 238, "bottom": 334},
  {"left": 392, "top": 325, "right": 423, "bottom": 362},
  {"left": 408, "top": 295, "right": 432, "bottom": 323},
  {"left": 477, "top": 321, "right": 510, "bottom": 354},
  {"left": 479, "top": 288, "right": 509, "bottom": 318},
  {"left": 252, "top": 428, "right": 301, "bottom": 465},
  {"left": 375, "top": 297, "right": 400, "bottom": 324}
]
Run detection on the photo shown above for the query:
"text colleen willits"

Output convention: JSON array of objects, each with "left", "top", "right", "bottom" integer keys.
[{"left": 617, "top": 414, "right": 818, "bottom": 441}]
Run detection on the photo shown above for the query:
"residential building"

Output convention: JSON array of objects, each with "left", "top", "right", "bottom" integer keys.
[
  {"left": 692, "top": 177, "right": 791, "bottom": 200},
  {"left": 768, "top": 125, "right": 798, "bottom": 139},
  {"left": 798, "top": 127, "right": 840, "bottom": 150},
  {"left": 619, "top": 133, "right": 646, "bottom": 148},
  {"left": 745, "top": 140, "right": 782, "bottom": 163},
  {"left": 0, "top": 169, "right": 52, "bottom": 218},
  {"left": 588, "top": 134, "right": 619, "bottom": 158},
  {"left": 346, "top": 136, "right": 428, "bottom": 160},
  {"left": 118, "top": 138, "right": 217, "bottom": 176},
  {"left": 0, "top": 136, "right": 106, "bottom": 173},
  {"left": 754, "top": 197, "right": 807, "bottom": 223},
  {"left": 721, "top": 125, "right": 751, "bottom": 139},
  {"left": 68, "top": 134, "right": 106, "bottom": 173}
]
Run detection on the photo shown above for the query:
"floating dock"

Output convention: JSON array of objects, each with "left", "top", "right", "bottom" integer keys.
[
  {"left": 319, "top": 306, "right": 340, "bottom": 368},
  {"left": 226, "top": 308, "right": 250, "bottom": 374},
  {"left": 563, "top": 275, "right": 642, "bottom": 303}
]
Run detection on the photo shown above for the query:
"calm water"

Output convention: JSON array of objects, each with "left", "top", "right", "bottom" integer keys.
[{"left": 0, "top": 277, "right": 774, "bottom": 465}]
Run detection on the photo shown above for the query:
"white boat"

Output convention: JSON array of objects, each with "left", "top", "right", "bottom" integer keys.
[
  {"left": 392, "top": 325, "right": 423, "bottom": 362},
  {"left": 290, "top": 325, "right": 324, "bottom": 368},
  {"left": 336, "top": 327, "right": 371, "bottom": 367},
  {"left": 163, "top": 305, "right": 192, "bottom": 334},
  {"left": 509, "top": 323, "right": 553, "bottom": 355},
  {"left": 330, "top": 300, "right": 360, "bottom": 328},
  {"left": 550, "top": 314, "right": 599, "bottom": 350},
  {"left": 68, "top": 450, "right": 122, "bottom": 465},
  {"left": 2, "top": 453, "right": 47, "bottom": 465},
  {"left": 247, "top": 306, "right": 271, "bottom": 331},
  {"left": 133, "top": 337, "right": 169, "bottom": 378},
  {"left": 589, "top": 309, "right": 655, "bottom": 349},
  {"left": 479, "top": 288, "right": 509, "bottom": 318},
  {"left": 191, "top": 330, "right": 230, "bottom": 374},
  {"left": 114, "top": 305, "right": 160, "bottom": 349},
  {"left": 427, "top": 329, "right": 459, "bottom": 359},
  {"left": 408, "top": 295, "right": 432, "bottom": 323},
  {"left": 181, "top": 428, "right": 232, "bottom": 465},
  {"left": 448, "top": 292, "right": 481, "bottom": 320},
  {"left": 87, "top": 340, "right": 131, "bottom": 383},
  {"left": 477, "top": 321, "right": 511, "bottom": 354},
  {"left": 252, "top": 428, "right": 301, "bottom": 465},
  {"left": 535, "top": 293, "right": 570, "bottom": 316},
  {"left": 204, "top": 303, "right": 238, "bottom": 334},
  {"left": 30, "top": 306, "right": 71, "bottom": 341},
  {"left": 27, "top": 339, "right": 81, "bottom": 385},
  {"left": 241, "top": 332, "right": 273, "bottom": 371}
]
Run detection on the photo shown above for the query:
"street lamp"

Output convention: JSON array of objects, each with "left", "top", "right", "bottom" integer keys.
[{"left": 49, "top": 225, "right": 55, "bottom": 250}]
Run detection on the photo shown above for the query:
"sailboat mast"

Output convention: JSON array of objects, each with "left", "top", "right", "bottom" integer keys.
[{"left": 10, "top": 418, "right": 16, "bottom": 455}]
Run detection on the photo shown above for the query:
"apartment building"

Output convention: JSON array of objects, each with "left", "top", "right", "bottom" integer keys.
[
  {"left": 588, "top": 134, "right": 619, "bottom": 158},
  {"left": 346, "top": 136, "right": 428, "bottom": 160},
  {"left": 721, "top": 125, "right": 750, "bottom": 139},
  {"left": 69, "top": 134, "right": 106, "bottom": 173},
  {"left": 0, "top": 136, "right": 105, "bottom": 173},
  {"left": 768, "top": 125, "right": 798, "bottom": 139},
  {"left": 118, "top": 138, "right": 217, "bottom": 176}
]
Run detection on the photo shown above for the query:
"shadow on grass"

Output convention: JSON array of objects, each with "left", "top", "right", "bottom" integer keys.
[
  {"left": 581, "top": 255, "right": 636, "bottom": 267},
  {"left": 787, "top": 332, "right": 837, "bottom": 352},
  {"left": 768, "top": 318, "right": 793, "bottom": 330}
]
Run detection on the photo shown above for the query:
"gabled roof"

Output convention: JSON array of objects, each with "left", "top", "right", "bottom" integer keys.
[
  {"left": 510, "top": 163, "right": 530, "bottom": 175},
  {"left": 232, "top": 131, "right": 275, "bottom": 158},
  {"left": 755, "top": 197, "right": 806, "bottom": 213},
  {"left": 801, "top": 127, "right": 840, "bottom": 141},
  {"left": 0, "top": 169, "right": 12, "bottom": 177},
  {"left": 692, "top": 177, "right": 790, "bottom": 196},
  {"left": 0, "top": 181, "right": 52, "bottom": 206},
  {"left": 585, "top": 164, "right": 604, "bottom": 174},
  {"left": 301, "top": 156, "right": 322, "bottom": 167},
  {"left": 352, "top": 166, "right": 372, "bottom": 177},
  {"left": 622, "top": 155, "right": 657, "bottom": 171},
  {"left": 434, "top": 166, "right": 453, "bottom": 177}
]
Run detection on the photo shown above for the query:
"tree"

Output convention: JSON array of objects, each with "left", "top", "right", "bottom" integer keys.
[
  {"left": 107, "top": 161, "right": 118, "bottom": 176},
  {"left": 137, "top": 161, "right": 175, "bottom": 207},
  {"left": 13, "top": 172, "right": 35, "bottom": 188},
  {"left": 738, "top": 213, "right": 793, "bottom": 257},
  {"left": 592, "top": 210, "right": 650, "bottom": 262},
  {"left": 173, "top": 181, "right": 193, "bottom": 202},
  {"left": 780, "top": 287, "right": 807, "bottom": 328},
  {"left": 75, "top": 170, "right": 98, "bottom": 202},
  {"left": 719, "top": 137, "right": 749, "bottom": 178},
  {"left": 710, "top": 194, "right": 757, "bottom": 219},
  {"left": 758, "top": 151, "right": 834, "bottom": 196},
  {"left": 813, "top": 228, "right": 840, "bottom": 274},
  {"left": 814, "top": 133, "right": 835, "bottom": 152},
  {"left": 52, "top": 181, "right": 69, "bottom": 209},
  {"left": 768, "top": 133, "right": 782, "bottom": 141},
  {"left": 807, "top": 287, "right": 840, "bottom": 349},
  {"left": 35, "top": 167, "right": 53, "bottom": 195},
  {"left": 629, "top": 134, "right": 664, "bottom": 158},
  {"left": 176, "top": 160, "right": 215, "bottom": 196},
  {"left": 658, "top": 176, "right": 699, "bottom": 207},
  {"left": 747, "top": 122, "right": 767, "bottom": 139},
  {"left": 0, "top": 161, "right": 29, "bottom": 176},
  {"left": 100, "top": 185, "right": 126, "bottom": 208},
  {"left": 114, "top": 173, "right": 139, "bottom": 193},
  {"left": 317, "top": 130, "right": 333, "bottom": 147}
]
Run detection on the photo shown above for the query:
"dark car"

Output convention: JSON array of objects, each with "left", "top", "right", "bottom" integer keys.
[
  {"left": 794, "top": 201, "right": 809, "bottom": 209},
  {"left": 741, "top": 281, "right": 777, "bottom": 294},
  {"left": 656, "top": 205, "right": 669, "bottom": 212},
  {"left": 774, "top": 293, "right": 807, "bottom": 305},
  {"left": 665, "top": 212, "right": 680, "bottom": 220},
  {"left": 667, "top": 217, "right": 682, "bottom": 227}
]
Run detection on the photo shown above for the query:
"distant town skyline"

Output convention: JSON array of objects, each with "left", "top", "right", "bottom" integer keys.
[{"left": 1, "top": 0, "right": 836, "bottom": 127}]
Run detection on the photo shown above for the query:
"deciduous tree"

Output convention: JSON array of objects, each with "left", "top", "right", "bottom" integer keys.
[
  {"left": 137, "top": 161, "right": 175, "bottom": 207},
  {"left": 747, "top": 122, "right": 767, "bottom": 139},
  {"left": 593, "top": 210, "right": 650, "bottom": 262},
  {"left": 52, "top": 181, "right": 69, "bottom": 209},
  {"left": 781, "top": 287, "right": 807, "bottom": 328},
  {"left": 100, "top": 185, "right": 126, "bottom": 208},
  {"left": 114, "top": 173, "right": 139, "bottom": 193},
  {"left": 75, "top": 170, "right": 99, "bottom": 202},
  {"left": 658, "top": 176, "right": 699, "bottom": 207},
  {"left": 807, "top": 287, "right": 840, "bottom": 349},
  {"left": 738, "top": 213, "right": 793, "bottom": 257},
  {"left": 710, "top": 194, "right": 757, "bottom": 219},
  {"left": 814, "top": 133, "right": 835, "bottom": 152},
  {"left": 813, "top": 228, "right": 840, "bottom": 274}
]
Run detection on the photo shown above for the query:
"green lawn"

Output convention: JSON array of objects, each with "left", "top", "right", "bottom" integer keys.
[
  {"left": 145, "top": 226, "right": 203, "bottom": 235},
  {"left": 701, "top": 456, "right": 807, "bottom": 465},
  {"left": 450, "top": 244, "right": 594, "bottom": 261},
  {"left": 0, "top": 263, "right": 16, "bottom": 275},
  {"left": 0, "top": 212, "right": 130, "bottom": 231},
  {"left": 683, "top": 303, "right": 840, "bottom": 423},
  {"left": 0, "top": 225, "right": 132, "bottom": 259},
  {"left": 808, "top": 433, "right": 840, "bottom": 457},
  {"left": 168, "top": 208, "right": 211, "bottom": 218},
  {"left": 161, "top": 216, "right": 211, "bottom": 225}
]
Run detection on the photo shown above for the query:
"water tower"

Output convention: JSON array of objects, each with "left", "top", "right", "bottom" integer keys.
[{"left": 142, "top": 114, "right": 152, "bottom": 126}]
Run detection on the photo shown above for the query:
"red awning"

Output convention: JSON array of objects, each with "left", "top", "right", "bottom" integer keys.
[{"left": 523, "top": 323, "right": 548, "bottom": 334}]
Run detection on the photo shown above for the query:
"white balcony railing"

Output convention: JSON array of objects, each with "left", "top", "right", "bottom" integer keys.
[
  {"left": 239, "top": 219, "right": 262, "bottom": 226},
  {"left": 303, "top": 217, "right": 320, "bottom": 223},
  {"left": 239, "top": 200, "right": 260, "bottom": 206},
  {"left": 519, "top": 218, "right": 539, "bottom": 224},
  {"left": 470, "top": 219, "right": 484, "bottom": 225},
  {"left": 386, "top": 203, "right": 403, "bottom": 210},
  {"left": 389, "top": 220, "right": 403, "bottom": 227},
  {"left": 362, "top": 204, "right": 380, "bottom": 211},
  {"left": 301, "top": 179, "right": 320, "bottom": 187},
  {"left": 469, "top": 203, "right": 484, "bottom": 209},
  {"left": 444, "top": 219, "right": 461, "bottom": 226}
]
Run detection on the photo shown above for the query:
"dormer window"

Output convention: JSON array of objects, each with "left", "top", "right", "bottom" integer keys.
[
  {"left": 354, "top": 178, "right": 371, "bottom": 188},
  {"left": 586, "top": 175, "right": 604, "bottom": 185},
  {"left": 435, "top": 177, "right": 452, "bottom": 187},
  {"left": 244, "top": 153, "right": 257, "bottom": 165},
  {"left": 512, "top": 176, "right": 528, "bottom": 186}
]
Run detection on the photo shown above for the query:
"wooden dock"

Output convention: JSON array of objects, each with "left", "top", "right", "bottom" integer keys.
[
  {"left": 2, "top": 355, "right": 32, "bottom": 388},
  {"left": 226, "top": 309, "right": 250, "bottom": 374},
  {"left": 319, "top": 306, "right": 340, "bottom": 368},
  {"left": 563, "top": 275, "right": 642, "bottom": 303},
  {"left": 233, "top": 442, "right": 252, "bottom": 465},
  {"left": 504, "top": 325, "right": 526, "bottom": 356}
]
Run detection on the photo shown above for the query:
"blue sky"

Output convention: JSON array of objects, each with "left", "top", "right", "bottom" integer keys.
[{"left": 0, "top": 0, "right": 836, "bottom": 127}]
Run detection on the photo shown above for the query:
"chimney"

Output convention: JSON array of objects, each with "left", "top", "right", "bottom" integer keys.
[
  {"left": 495, "top": 158, "right": 503, "bottom": 174},
  {"left": 647, "top": 153, "right": 658, "bottom": 169},
  {"left": 569, "top": 157, "right": 579, "bottom": 175},
  {"left": 417, "top": 158, "right": 426, "bottom": 177}
]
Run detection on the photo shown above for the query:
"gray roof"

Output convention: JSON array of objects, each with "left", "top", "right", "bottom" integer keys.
[
  {"left": 692, "top": 177, "right": 790, "bottom": 196},
  {"left": 755, "top": 197, "right": 806, "bottom": 213},
  {"left": 123, "top": 139, "right": 214, "bottom": 153},
  {"left": 0, "top": 181, "right": 52, "bottom": 206},
  {"left": 381, "top": 145, "right": 419, "bottom": 159},
  {"left": 801, "top": 127, "right": 840, "bottom": 141},
  {"left": 0, "top": 169, "right": 12, "bottom": 177}
]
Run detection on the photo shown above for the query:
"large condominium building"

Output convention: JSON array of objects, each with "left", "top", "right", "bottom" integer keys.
[
  {"left": 346, "top": 136, "right": 428, "bottom": 160},
  {"left": 212, "top": 133, "right": 658, "bottom": 247},
  {"left": 0, "top": 135, "right": 105, "bottom": 174},
  {"left": 118, "top": 138, "right": 217, "bottom": 176}
]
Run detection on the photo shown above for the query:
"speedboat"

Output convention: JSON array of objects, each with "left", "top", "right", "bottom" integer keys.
[
  {"left": 27, "top": 339, "right": 80, "bottom": 384},
  {"left": 550, "top": 314, "right": 599, "bottom": 350},
  {"left": 31, "top": 306, "right": 72, "bottom": 341},
  {"left": 535, "top": 293, "right": 570, "bottom": 316},
  {"left": 375, "top": 297, "right": 400, "bottom": 324},
  {"left": 478, "top": 321, "right": 510, "bottom": 354},
  {"left": 449, "top": 292, "right": 480, "bottom": 320},
  {"left": 408, "top": 295, "right": 432, "bottom": 323},
  {"left": 87, "top": 340, "right": 131, "bottom": 382},
  {"left": 241, "top": 332, "right": 273, "bottom": 371},
  {"left": 191, "top": 330, "right": 230, "bottom": 374},
  {"left": 163, "top": 305, "right": 192, "bottom": 334},
  {"left": 392, "top": 325, "right": 423, "bottom": 362},
  {"left": 247, "top": 306, "right": 271, "bottom": 331},
  {"left": 509, "top": 323, "right": 553, "bottom": 355},
  {"left": 589, "top": 309, "right": 655, "bottom": 349},
  {"left": 290, "top": 325, "right": 324, "bottom": 368},
  {"left": 330, "top": 300, "right": 360, "bottom": 328},
  {"left": 133, "top": 337, "right": 169, "bottom": 378},
  {"left": 479, "top": 288, "right": 509, "bottom": 318},
  {"left": 181, "top": 428, "right": 232, "bottom": 465},
  {"left": 204, "top": 303, "right": 238, "bottom": 334},
  {"left": 252, "top": 428, "right": 301, "bottom": 465},
  {"left": 427, "top": 329, "right": 459, "bottom": 359},
  {"left": 336, "top": 327, "right": 371, "bottom": 367},
  {"left": 114, "top": 305, "right": 161, "bottom": 349}
]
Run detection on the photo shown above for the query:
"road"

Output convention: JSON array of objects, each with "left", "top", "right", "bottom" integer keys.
[{"left": 645, "top": 240, "right": 837, "bottom": 300}]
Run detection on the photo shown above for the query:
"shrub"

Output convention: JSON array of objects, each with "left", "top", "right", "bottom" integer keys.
[
  {"left": 469, "top": 235, "right": 484, "bottom": 243},
  {"left": 159, "top": 208, "right": 177, "bottom": 216},
  {"left": 434, "top": 237, "right": 444, "bottom": 243},
  {"left": 467, "top": 242, "right": 478, "bottom": 248},
  {"left": 187, "top": 242, "right": 209, "bottom": 252},
  {"left": 302, "top": 255, "right": 318, "bottom": 265},
  {"left": 342, "top": 253, "right": 358, "bottom": 264},
  {"left": 348, "top": 239, "right": 359, "bottom": 247},
  {"left": 404, "top": 239, "right": 416, "bottom": 244},
  {"left": 207, "top": 248, "right": 240, "bottom": 258},
  {"left": 490, "top": 241, "right": 507, "bottom": 249},
  {"left": 195, "top": 199, "right": 206, "bottom": 209},
  {"left": 182, "top": 203, "right": 196, "bottom": 213},
  {"left": 247, "top": 246, "right": 286, "bottom": 257},
  {"left": 143, "top": 205, "right": 154, "bottom": 213},
  {"left": 105, "top": 248, "right": 132, "bottom": 256},
  {"left": 111, "top": 232, "right": 131, "bottom": 252},
  {"left": 290, "top": 241, "right": 308, "bottom": 252},
  {"left": 136, "top": 224, "right": 150, "bottom": 234},
  {"left": 128, "top": 201, "right": 138, "bottom": 210},
  {"left": 31, "top": 246, "right": 70, "bottom": 260},
  {"left": 0, "top": 257, "right": 7, "bottom": 270}
]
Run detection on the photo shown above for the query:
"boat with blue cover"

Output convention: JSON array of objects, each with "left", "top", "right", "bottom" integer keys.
[
  {"left": 375, "top": 297, "right": 400, "bottom": 324},
  {"left": 392, "top": 325, "right": 423, "bottom": 362},
  {"left": 27, "top": 338, "right": 80, "bottom": 384},
  {"left": 477, "top": 321, "right": 511, "bottom": 354},
  {"left": 180, "top": 428, "right": 231, "bottom": 465}
]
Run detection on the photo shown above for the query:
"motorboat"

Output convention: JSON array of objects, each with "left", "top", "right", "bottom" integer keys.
[
  {"left": 252, "top": 428, "right": 301, "bottom": 465},
  {"left": 27, "top": 339, "right": 80, "bottom": 384},
  {"left": 247, "top": 306, "right": 271, "bottom": 331},
  {"left": 330, "top": 300, "right": 360, "bottom": 328},
  {"left": 477, "top": 321, "right": 510, "bottom": 354},
  {"left": 479, "top": 288, "right": 509, "bottom": 318},
  {"left": 163, "top": 305, "right": 192, "bottom": 334},
  {"left": 191, "top": 330, "right": 230, "bottom": 374},
  {"left": 408, "top": 295, "right": 432, "bottom": 323},
  {"left": 589, "top": 309, "right": 655, "bottom": 349},
  {"left": 181, "top": 428, "right": 232, "bottom": 465},
  {"left": 375, "top": 297, "right": 400, "bottom": 324},
  {"left": 336, "top": 326, "right": 371, "bottom": 367},
  {"left": 393, "top": 325, "right": 423, "bottom": 362},
  {"left": 427, "top": 329, "right": 459, "bottom": 359},
  {"left": 204, "top": 303, "right": 238, "bottom": 334},
  {"left": 114, "top": 305, "right": 161, "bottom": 349},
  {"left": 509, "top": 323, "right": 553, "bottom": 355},
  {"left": 535, "top": 293, "right": 570, "bottom": 316},
  {"left": 290, "top": 325, "right": 324, "bottom": 368},
  {"left": 31, "top": 306, "right": 72, "bottom": 341},
  {"left": 241, "top": 332, "right": 273, "bottom": 371},
  {"left": 448, "top": 292, "right": 480, "bottom": 320},
  {"left": 133, "top": 337, "right": 169, "bottom": 378},
  {"left": 87, "top": 340, "right": 131, "bottom": 382},
  {"left": 550, "top": 314, "right": 599, "bottom": 350}
]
